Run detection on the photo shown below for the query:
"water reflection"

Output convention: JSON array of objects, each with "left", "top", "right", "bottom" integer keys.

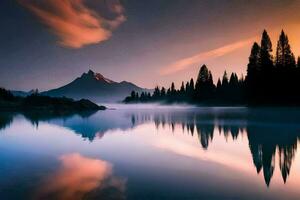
[
  {"left": 35, "top": 153, "right": 126, "bottom": 200},
  {"left": 0, "top": 113, "right": 13, "bottom": 130},
  {"left": 140, "top": 108, "right": 300, "bottom": 187},
  {"left": 145, "top": 109, "right": 299, "bottom": 187},
  {"left": 1, "top": 107, "right": 300, "bottom": 188}
]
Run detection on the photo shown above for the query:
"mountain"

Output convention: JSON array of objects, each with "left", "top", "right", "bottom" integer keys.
[{"left": 41, "top": 70, "right": 152, "bottom": 102}]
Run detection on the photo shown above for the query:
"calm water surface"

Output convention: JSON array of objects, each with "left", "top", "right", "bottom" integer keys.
[{"left": 1, "top": 104, "right": 300, "bottom": 200}]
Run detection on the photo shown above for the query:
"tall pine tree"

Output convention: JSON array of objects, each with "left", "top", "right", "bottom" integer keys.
[
  {"left": 259, "top": 30, "right": 273, "bottom": 70},
  {"left": 276, "top": 30, "right": 296, "bottom": 69},
  {"left": 247, "top": 42, "right": 261, "bottom": 79},
  {"left": 246, "top": 42, "right": 261, "bottom": 102},
  {"left": 195, "top": 65, "right": 215, "bottom": 101}
]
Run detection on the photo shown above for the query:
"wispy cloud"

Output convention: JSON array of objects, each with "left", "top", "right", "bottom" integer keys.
[
  {"left": 159, "top": 38, "right": 255, "bottom": 75},
  {"left": 19, "top": 0, "right": 126, "bottom": 48}
]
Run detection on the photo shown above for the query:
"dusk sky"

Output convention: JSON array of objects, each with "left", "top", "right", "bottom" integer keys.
[{"left": 1, "top": 0, "right": 300, "bottom": 91}]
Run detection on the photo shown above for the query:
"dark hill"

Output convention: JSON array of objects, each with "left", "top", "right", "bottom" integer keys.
[{"left": 0, "top": 88, "right": 105, "bottom": 113}]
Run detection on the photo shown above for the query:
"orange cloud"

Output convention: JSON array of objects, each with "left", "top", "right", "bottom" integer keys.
[
  {"left": 19, "top": 0, "right": 126, "bottom": 48},
  {"left": 35, "top": 153, "right": 126, "bottom": 200},
  {"left": 159, "top": 38, "right": 255, "bottom": 75}
]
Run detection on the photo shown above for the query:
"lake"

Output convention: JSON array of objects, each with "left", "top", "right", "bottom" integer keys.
[{"left": 1, "top": 104, "right": 300, "bottom": 200}]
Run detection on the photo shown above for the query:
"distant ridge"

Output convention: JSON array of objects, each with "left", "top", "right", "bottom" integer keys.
[
  {"left": 40, "top": 70, "right": 152, "bottom": 102},
  {"left": 11, "top": 89, "right": 36, "bottom": 97}
]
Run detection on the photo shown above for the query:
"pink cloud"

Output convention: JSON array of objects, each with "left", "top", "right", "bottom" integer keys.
[
  {"left": 159, "top": 38, "right": 255, "bottom": 75},
  {"left": 19, "top": 0, "right": 126, "bottom": 48}
]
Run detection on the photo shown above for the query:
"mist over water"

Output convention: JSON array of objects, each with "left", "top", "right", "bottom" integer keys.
[{"left": 101, "top": 103, "right": 199, "bottom": 110}]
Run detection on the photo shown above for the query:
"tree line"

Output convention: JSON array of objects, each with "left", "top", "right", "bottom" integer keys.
[{"left": 124, "top": 30, "right": 300, "bottom": 105}]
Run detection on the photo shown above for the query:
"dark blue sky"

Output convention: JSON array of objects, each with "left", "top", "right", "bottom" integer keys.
[{"left": 0, "top": 0, "right": 299, "bottom": 91}]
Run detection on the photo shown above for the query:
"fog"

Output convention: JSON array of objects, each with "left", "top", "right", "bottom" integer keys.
[{"left": 100, "top": 103, "right": 198, "bottom": 110}]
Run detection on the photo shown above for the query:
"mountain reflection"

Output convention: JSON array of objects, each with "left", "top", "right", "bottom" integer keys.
[{"left": 35, "top": 153, "right": 126, "bottom": 200}]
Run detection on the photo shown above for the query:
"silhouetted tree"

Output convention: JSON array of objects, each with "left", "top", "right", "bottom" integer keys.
[
  {"left": 275, "top": 30, "right": 297, "bottom": 102},
  {"left": 0, "top": 88, "right": 15, "bottom": 101},
  {"left": 189, "top": 78, "right": 195, "bottom": 91},
  {"left": 217, "top": 78, "right": 222, "bottom": 88},
  {"left": 222, "top": 71, "right": 229, "bottom": 86},
  {"left": 160, "top": 87, "right": 166, "bottom": 98},
  {"left": 171, "top": 82, "right": 176, "bottom": 94},
  {"left": 140, "top": 92, "right": 146, "bottom": 101},
  {"left": 229, "top": 73, "right": 238, "bottom": 87},
  {"left": 260, "top": 30, "right": 273, "bottom": 70},
  {"left": 166, "top": 88, "right": 171, "bottom": 97},
  {"left": 153, "top": 86, "right": 161, "bottom": 100},
  {"left": 259, "top": 30, "right": 275, "bottom": 100},
  {"left": 187, "top": 78, "right": 195, "bottom": 99},
  {"left": 216, "top": 78, "right": 222, "bottom": 94},
  {"left": 185, "top": 82, "right": 189, "bottom": 92},
  {"left": 180, "top": 82, "right": 185, "bottom": 93},
  {"left": 246, "top": 42, "right": 261, "bottom": 102},
  {"left": 195, "top": 65, "right": 215, "bottom": 101},
  {"left": 276, "top": 30, "right": 296, "bottom": 69}
]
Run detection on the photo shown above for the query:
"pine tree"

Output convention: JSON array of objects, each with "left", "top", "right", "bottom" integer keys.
[
  {"left": 153, "top": 86, "right": 160, "bottom": 99},
  {"left": 167, "top": 88, "right": 171, "bottom": 97},
  {"left": 217, "top": 78, "right": 222, "bottom": 89},
  {"left": 171, "top": 82, "right": 175, "bottom": 92},
  {"left": 180, "top": 82, "right": 185, "bottom": 93},
  {"left": 161, "top": 87, "right": 166, "bottom": 97},
  {"left": 216, "top": 78, "right": 222, "bottom": 99},
  {"left": 189, "top": 78, "right": 195, "bottom": 91},
  {"left": 185, "top": 82, "right": 189, "bottom": 93},
  {"left": 0, "top": 88, "right": 14, "bottom": 101},
  {"left": 260, "top": 30, "right": 273, "bottom": 70},
  {"left": 246, "top": 42, "right": 262, "bottom": 102},
  {"left": 196, "top": 65, "right": 210, "bottom": 87},
  {"left": 208, "top": 71, "right": 214, "bottom": 87},
  {"left": 186, "top": 78, "right": 194, "bottom": 100},
  {"left": 131, "top": 91, "right": 136, "bottom": 99},
  {"left": 222, "top": 71, "right": 229, "bottom": 86},
  {"left": 276, "top": 30, "right": 296, "bottom": 68},
  {"left": 247, "top": 42, "right": 261, "bottom": 77},
  {"left": 229, "top": 73, "right": 238, "bottom": 87},
  {"left": 273, "top": 30, "right": 296, "bottom": 102},
  {"left": 195, "top": 65, "right": 215, "bottom": 101},
  {"left": 170, "top": 82, "right": 176, "bottom": 99}
]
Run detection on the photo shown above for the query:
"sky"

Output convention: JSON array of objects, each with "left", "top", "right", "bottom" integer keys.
[{"left": 1, "top": 0, "right": 300, "bottom": 91}]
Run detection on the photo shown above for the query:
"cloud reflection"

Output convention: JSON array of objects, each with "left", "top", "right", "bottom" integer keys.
[{"left": 35, "top": 153, "right": 126, "bottom": 200}]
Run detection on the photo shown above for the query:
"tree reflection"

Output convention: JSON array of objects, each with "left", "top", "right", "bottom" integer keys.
[
  {"left": 129, "top": 108, "right": 300, "bottom": 186},
  {"left": 0, "top": 113, "right": 14, "bottom": 131},
  {"left": 247, "top": 125, "right": 298, "bottom": 186}
]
